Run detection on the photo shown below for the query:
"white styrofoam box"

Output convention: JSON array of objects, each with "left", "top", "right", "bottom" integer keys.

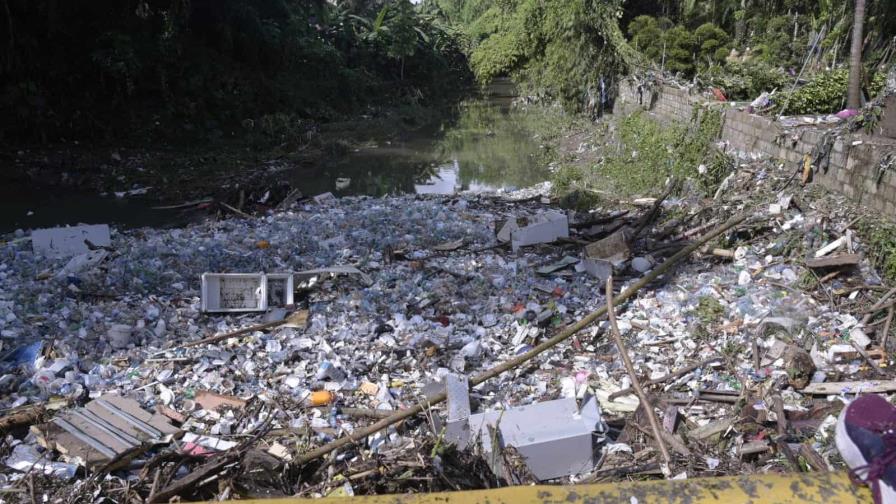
[
  {"left": 264, "top": 273, "right": 294, "bottom": 309},
  {"left": 32, "top": 224, "right": 111, "bottom": 258},
  {"left": 201, "top": 273, "right": 266, "bottom": 312},
  {"left": 201, "top": 273, "right": 294, "bottom": 312}
]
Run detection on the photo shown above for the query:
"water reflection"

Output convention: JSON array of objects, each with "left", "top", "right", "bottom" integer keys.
[
  {"left": 295, "top": 100, "right": 551, "bottom": 197},
  {"left": 0, "top": 98, "right": 551, "bottom": 233}
]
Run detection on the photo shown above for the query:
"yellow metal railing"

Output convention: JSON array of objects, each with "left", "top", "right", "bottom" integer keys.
[{"left": 241, "top": 471, "right": 871, "bottom": 504}]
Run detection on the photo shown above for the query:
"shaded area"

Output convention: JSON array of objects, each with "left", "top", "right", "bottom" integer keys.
[
  {"left": 287, "top": 99, "right": 552, "bottom": 198},
  {"left": 0, "top": 185, "right": 196, "bottom": 234},
  {"left": 0, "top": 94, "right": 556, "bottom": 233}
]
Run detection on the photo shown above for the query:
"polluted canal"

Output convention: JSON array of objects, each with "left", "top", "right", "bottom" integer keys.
[
  {"left": 0, "top": 98, "right": 884, "bottom": 502},
  {"left": 0, "top": 96, "right": 551, "bottom": 234}
]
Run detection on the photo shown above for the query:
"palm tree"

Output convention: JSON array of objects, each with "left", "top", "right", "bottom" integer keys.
[{"left": 847, "top": 0, "right": 866, "bottom": 109}]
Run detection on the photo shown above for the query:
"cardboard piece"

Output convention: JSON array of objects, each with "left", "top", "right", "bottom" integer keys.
[
  {"left": 584, "top": 228, "right": 631, "bottom": 263},
  {"left": 32, "top": 225, "right": 111, "bottom": 258},
  {"left": 313, "top": 192, "right": 336, "bottom": 204},
  {"left": 195, "top": 390, "right": 247, "bottom": 411}
]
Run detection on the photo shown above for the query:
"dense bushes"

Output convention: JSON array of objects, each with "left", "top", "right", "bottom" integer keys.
[
  {"left": 431, "top": 0, "right": 639, "bottom": 112},
  {"left": 0, "top": 0, "right": 471, "bottom": 143},
  {"left": 776, "top": 69, "right": 887, "bottom": 115},
  {"left": 628, "top": 16, "right": 730, "bottom": 76}
]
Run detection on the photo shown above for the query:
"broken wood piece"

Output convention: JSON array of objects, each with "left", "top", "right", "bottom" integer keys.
[
  {"left": 149, "top": 454, "right": 237, "bottom": 503},
  {"left": 711, "top": 248, "right": 735, "bottom": 259},
  {"left": 805, "top": 253, "right": 861, "bottom": 269},
  {"left": 772, "top": 395, "right": 787, "bottom": 437},
  {"left": 851, "top": 340, "right": 886, "bottom": 376},
  {"left": 432, "top": 238, "right": 465, "bottom": 251},
  {"left": 861, "top": 287, "right": 896, "bottom": 327},
  {"left": 0, "top": 404, "right": 46, "bottom": 434},
  {"left": 155, "top": 405, "right": 186, "bottom": 424},
  {"left": 607, "top": 276, "right": 672, "bottom": 475},
  {"left": 219, "top": 201, "right": 252, "bottom": 219},
  {"left": 688, "top": 419, "right": 732, "bottom": 441},
  {"left": 776, "top": 439, "right": 803, "bottom": 471},
  {"left": 152, "top": 198, "right": 214, "bottom": 210},
  {"left": 801, "top": 380, "right": 896, "bottom": 395},
  {"left": 739, "top": 440, "right": 770, "bottom": 457},
  {"left": 570, "top": 210, "right": 630, "bottom": 229},
  {"left": 662, "top": 405, "right": 679, "bottom": 434},
  {"left": 799, "top": 444, "right": 828, "bottom": 471},
  {"left": 675, "top": 219, "right": 719, "bottom": 241},
  {"left": 631, "top": 180, "right": 675, "bottom": 240},
  {"left": 182, "top": 309, "right": 308, "bottom": 348},
  {"left": 818, "top": 270, "right": 842, "bottom": 283},
  {"left": 883, "top": 306, "right": 894, "bottom": 351},
  {"left": 632, "top": 421, "right": 690, "bottom": 457}
]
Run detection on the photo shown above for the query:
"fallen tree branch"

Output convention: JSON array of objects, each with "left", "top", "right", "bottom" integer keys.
[
  {"left": 293, "top": 213, "right": 748, "bottom": 466},
  {"left": 0, "top": 405, "right": 46, "bottom": 435},
  {"left": 631, "top": 179, "right": 675, "bottom": 241},
  {"left": 570, "top": 210, "right": 631, "bottom": 229},
  {"left": 182, "top": 310, "right": 307, "bottom": 349},
  {"left": 607, "top": 276, "right": 672, "bottom": 476},
  {"left": 861, "top": 286, "right": 896, "bottom": 325},
  {"left": 851, "top": 340, "right": 886, "bottom": 376},
  {"left": 219, "top": 201, "right": 253, "bottom": 219},
  {"left": 883, "top": 306, "right": 894, "bottom": 350}
]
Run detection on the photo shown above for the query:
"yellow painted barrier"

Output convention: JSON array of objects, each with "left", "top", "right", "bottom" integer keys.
[{"left": 241, "top": 471, "right": 871, "bottom": 504}]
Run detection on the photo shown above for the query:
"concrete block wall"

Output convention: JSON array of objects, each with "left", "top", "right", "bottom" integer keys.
[{"left": 613, "top": 79, "right": 896, "bottom": 218}]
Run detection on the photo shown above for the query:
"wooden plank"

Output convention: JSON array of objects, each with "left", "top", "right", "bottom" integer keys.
[
  {"left": 802, "top": 380, "right": 896, "bottom": 395},
  {"left": 805, "top": 254, "right": 861, "bottom": 269}
]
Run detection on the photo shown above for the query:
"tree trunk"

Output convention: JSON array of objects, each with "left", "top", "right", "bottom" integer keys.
[
  {"left": 847, "top": 0, "right": 866, "bottom": 109},
  {"left": 2, "top": 0, "right": 13, "bottom": 73}
]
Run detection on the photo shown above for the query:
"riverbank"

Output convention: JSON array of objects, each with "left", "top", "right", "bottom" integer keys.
[
  {"left": 1, "top": 148, "right": 893, "bottom": 500},
  {"left": 0, "top": 93, "right": 570, "bottom": 234}
]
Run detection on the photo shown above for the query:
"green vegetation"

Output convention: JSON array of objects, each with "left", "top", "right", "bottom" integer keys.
[
  {"left": 428, "top": 0, "right": 639, "bottom": 112},
  {"left": 700, "top": 61, "right": 791, "bottom": 102},
  {"left": 620, "top": 1, "right": 895, "bottom": 109},
  {"left": 0, "top": 0, "right": 471, "bottom": 143},
  {"left": 859, "top": 221, "right": 896, "bottom": 282},
  {"left": 598, "top": 108, "right": 727, "bottom": 195},
  {"left": 695, "top": 295, "right": 725, "bottom": 324},
  {"left": 628, "top": 16, "right": 730, "bottom": 76},
  {"left": 777, "top": 69, "right": 887, "bottom": 115}
]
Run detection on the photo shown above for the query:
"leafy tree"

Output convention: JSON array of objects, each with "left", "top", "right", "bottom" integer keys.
[{"left": 0, "top": 0, "right": 471, "bottom": 143}]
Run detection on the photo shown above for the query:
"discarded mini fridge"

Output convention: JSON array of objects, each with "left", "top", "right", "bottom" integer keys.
[{"left": 200, "top": 273, "right": 294, "bottom": 313}]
